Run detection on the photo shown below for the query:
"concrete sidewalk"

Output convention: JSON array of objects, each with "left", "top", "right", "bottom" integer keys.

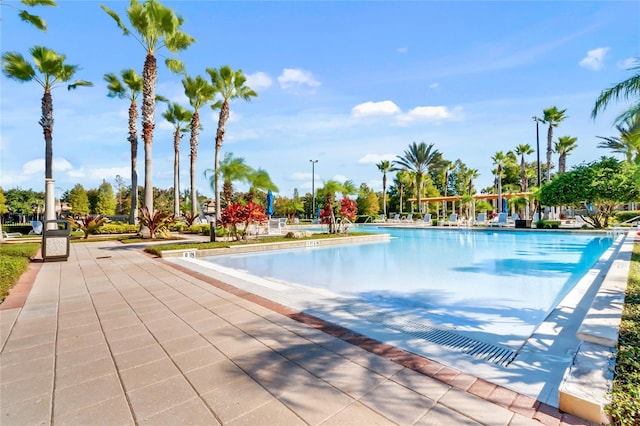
[{"left": 0, "top": 241, "right": 586, "bottom": 425}]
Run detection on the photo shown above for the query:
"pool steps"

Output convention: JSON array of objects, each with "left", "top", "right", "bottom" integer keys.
[{"left": 558, "top": 231, "right": 633, "bottom": 425}]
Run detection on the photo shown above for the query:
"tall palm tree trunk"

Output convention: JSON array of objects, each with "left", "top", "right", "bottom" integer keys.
[
  {"left": 128, "top": 101, "right": 138, "bottom": 224},
  {"left": 39, "top": 89, "right": 55, "bottom": 222},
  {"left": 415, "top": 174, "right": 423, "bottom": 213},
  {"left": 382, "top": 172, "right": 387, "bottom": 216},
  {"left": 173, "top": 129, "right": 180, "bottom": 217},
  {"left": 40, "top": 89, "right": 54, "bottom": 180},
  {"left": 190, "top": 110, "right": 200, "bottom": 217},
  {"left": 214, "top": 101, "right": 230, "bottom": 220},
  {"left": 546, "top": 126, "right": 553, "bottom": 182},
  {"left": 142, "top": 53, "right": 157, "bottom": 211}
]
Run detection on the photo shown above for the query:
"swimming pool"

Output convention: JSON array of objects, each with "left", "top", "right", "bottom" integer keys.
[{"left": 192, "top": 228, "right": 613, "bottom": 358}]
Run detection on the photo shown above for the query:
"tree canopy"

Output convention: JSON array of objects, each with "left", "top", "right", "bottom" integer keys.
[{"left": 539, "top": 157, "right": 639, "bottom": 227}]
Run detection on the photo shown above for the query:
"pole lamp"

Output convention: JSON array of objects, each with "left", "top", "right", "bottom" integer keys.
[
  {"left": 309, "top": 160, "right": 318, "bottom": 219},
  {"left": 532, "top": 116, "right": 543, "bottom": 221}
]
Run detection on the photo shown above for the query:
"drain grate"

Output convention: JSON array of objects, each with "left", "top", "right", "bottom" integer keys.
[{"left": 343, "top": 304, "right": 518, "bottom": 367}]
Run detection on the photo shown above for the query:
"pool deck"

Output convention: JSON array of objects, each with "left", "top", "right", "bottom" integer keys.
[{"left": 0, "top": 236, "right": 600, "bottom": 425}]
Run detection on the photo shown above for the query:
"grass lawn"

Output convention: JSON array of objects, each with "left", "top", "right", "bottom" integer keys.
[{"left": 0, "top": 242, "right": 40, "bottom": 302}]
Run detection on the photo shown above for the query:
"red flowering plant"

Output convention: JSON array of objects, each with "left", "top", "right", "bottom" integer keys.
[
  {"left": 320, "top": 203, "right": 335, "bottom": 233},
  {"left": 339, "top": 197, "right": 357, "bottom": 233},
  {"left": 220, "top": 201, "right": 267, "bottom": 241},
  {"left": 242, "top": 201, "right": 267, "bottom": 240}
]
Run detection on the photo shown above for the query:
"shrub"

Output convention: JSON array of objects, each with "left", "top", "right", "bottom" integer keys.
[
  {"left": 99, "top": 223, "right": 138, "bottom": 234},
  {"left": 536, "top": 220, "right": 560, "bottom": 229},
  {"left": 614, "top": 210, "right": 640, "bottom": 225},
  {"left": 138, "top": 207, "right": 175, "bottom": 239},
  {"left": 67, "top": 214, "right": 109, "bottom": 239},
  {"left": 607, "top": 241, "right": 640, "bottom": 424}
]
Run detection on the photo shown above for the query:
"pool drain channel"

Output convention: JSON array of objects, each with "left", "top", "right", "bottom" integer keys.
[{"left": 341, "top": 306, "right": 518, "bottom": 367}]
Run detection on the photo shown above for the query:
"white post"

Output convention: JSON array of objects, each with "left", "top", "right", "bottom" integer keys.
[{"left": 45, "top": 178, "right": 56, "bottom": 229}]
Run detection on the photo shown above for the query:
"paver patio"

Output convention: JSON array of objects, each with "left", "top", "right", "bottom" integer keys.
[{"left": 0, "top": 240, "right": 592, "bottom": 425}]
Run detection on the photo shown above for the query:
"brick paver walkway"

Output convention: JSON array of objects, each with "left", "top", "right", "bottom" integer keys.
[{"left": 0, "top": 240, "right": 590, "bottom": 425}]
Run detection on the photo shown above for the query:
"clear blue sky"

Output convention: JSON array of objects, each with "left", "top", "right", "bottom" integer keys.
[{"left": 1, "top": 1, "right": 638, "bottom": 200}]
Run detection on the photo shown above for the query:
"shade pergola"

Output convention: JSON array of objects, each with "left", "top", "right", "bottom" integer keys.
[
  {"left": 407, "top": 192, "right": 533, "bottom": 203},
  {"left": 406, "top": 192, "right": 534, "bottom": 219}
]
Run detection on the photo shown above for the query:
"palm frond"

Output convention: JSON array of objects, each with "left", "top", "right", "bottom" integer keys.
[
  {"left": 2, "top": 52, "right": 36, "bottom": 82},
  {"left": 101, "top": 5, "right": 130, "bottom": 36},
  {"left": 67, "top": 80, "right": 92, "bottom": 90},
  {"left": 17, "top": 10, "right": 47, "bottom": 31},
  {"left": 20, "top": 0, "right": 56, "bottom": 6}
]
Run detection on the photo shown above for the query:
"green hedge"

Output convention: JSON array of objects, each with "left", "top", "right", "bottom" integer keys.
[
  {"left": 98, "top": 223, "right": 139, "bottom": 234},
  {"left": 614, "top": 210, "right": 640, "bottom": 225}
]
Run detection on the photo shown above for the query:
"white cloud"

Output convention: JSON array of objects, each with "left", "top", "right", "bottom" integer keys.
[
  {"left": 85, "top": 167, "right": 131, "bottom": 181},
  {"left": 617, "top": 57, "right": 638, "bottom": 70},
  {"left": 397, "top": 47, "right": 408, "bottom": 54},
  {"left": 429, "top": 83, "right": 439, "bottom": 89},
  {"left": 397, "top": 106, "right": 462, "bottom": 125},
  {"left": 278, "top": 68, "right": 321, "bottom": 91},
  {"left": 332, "top": 174, "right": 349, "bottom": 183},
  {"left": 246, "top": 71, "right": 273, "bottom": 90},
  {"left": 367, "top": 179, "right": 382, "bottom": 192},
  {"left": 358, "top": 153, "right": 397, "bottom": 164},
  {"left": 579, "top": 47, "right": 609, "bottom": 71},
  {"left": 351, "top": 100, "right": 400, "bottom": 118},
  {"left": 22, "top": 158, "right": 73, "bottom": 175},
  {"left": 289, "top": 172, "right": 312, "bottom": 181}
]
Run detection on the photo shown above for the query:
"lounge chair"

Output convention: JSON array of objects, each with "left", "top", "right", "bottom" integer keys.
[
  {"left": 422, "top": 213, "right": 432, "bottom": 226},
  {"left": 2, "top": 231, "right": 22, "bottom": 238},
  {"left": 444, "top": 213, "right": 459, "bottom": 226},
  {"left": 268, "top": 218, "right": 286, "bottom": 235},
  {"left": 29, "top": 220, "right": 43, "bottom": 235},
  {"left": 490, "top": 212, "right": 508, "bottom": 227},
  {"left": 402, "top": 214, "right": 413, "bottom": 222},
  {"left": 373, "top": 214, "right": 386, "bottom": 223},
  {"left": 475, "top": 213, "right": 487, "bottom": 226},
  {"left": 389, "top": 213, "right": 401, "bottom": 223}
]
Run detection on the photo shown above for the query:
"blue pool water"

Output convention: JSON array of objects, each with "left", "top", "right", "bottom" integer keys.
[{"left": 200, "top": 228, "right": 614, "bottom": 350}]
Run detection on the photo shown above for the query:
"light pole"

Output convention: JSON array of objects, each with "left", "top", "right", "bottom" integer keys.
[
  {"left": 533, "top": 116, "right": 543, "bottom": 221},
  {"left": 309, "top": 160, "right": 318, "bottom": 219}
]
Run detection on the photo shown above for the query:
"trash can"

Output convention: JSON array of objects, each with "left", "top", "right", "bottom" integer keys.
[
  {"left": 42, "top": 220, "right": 70, "bottom": 262},
  {"left": 515, "top": 219, "right": 531, "bottom": 229}
]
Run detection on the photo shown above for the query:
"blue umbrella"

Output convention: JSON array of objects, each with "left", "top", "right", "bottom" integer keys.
[{"left": 266, "top": 190, "right": 274, "bottom": 216}]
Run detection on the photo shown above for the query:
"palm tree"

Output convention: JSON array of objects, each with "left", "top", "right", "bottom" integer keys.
[
  {"left": 2, "top": 46, "right": 91, "bottom": 221},
  {"left": 394, "top": 169, "right": 412, "bottom": 214},
  {"left": 247, "top": 168, "right": 279, "bottom": 201},
  {"left": 318, "top": 180, "right": 346, "bottom": 233},
  {"left": 206, "top": 65, "right": 258, "bottom": 219},
  {"left": 102, "top": 0, "right": 194, "bottom": 213},
  {"left": 162, "top": 102, "right": 192, "bottom": 217},
  {"left": 515, "top": 144, "right": 534, "bottom": 192},
  {"left": 492, "top": 151, "right": 508, "bottom": 213},
  {"left": 205, "top": 152, "right": 254, "bottom": 207},
  {"left": 104, "top": 69, "right": 143, "bottom": 224},
  {"left": 393, "top": 142, "right": 443, "bottom": 213},
  {"left": 592, "top": 58, "right": 640, "bottom": 124},
  {"left": 597, "top": 114, "right": 640, "bottom": 165},
  {"left": 182, "top": 74, "right": 215, "bottom": 217},
  {"left": 440, "top": 161, "right": 454, "bottom": 217},
  {"left": 376, "top": 160, "right": 393, "bottom": 217},
  {"left": 554, "top": 136, "right": 577, "bottom": 174},
  {"left": 541, "top": 106, "right": 567, "bottom": 183},
  {"left": 3, "top": 0, "right": 56, "bottom": 31}
]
